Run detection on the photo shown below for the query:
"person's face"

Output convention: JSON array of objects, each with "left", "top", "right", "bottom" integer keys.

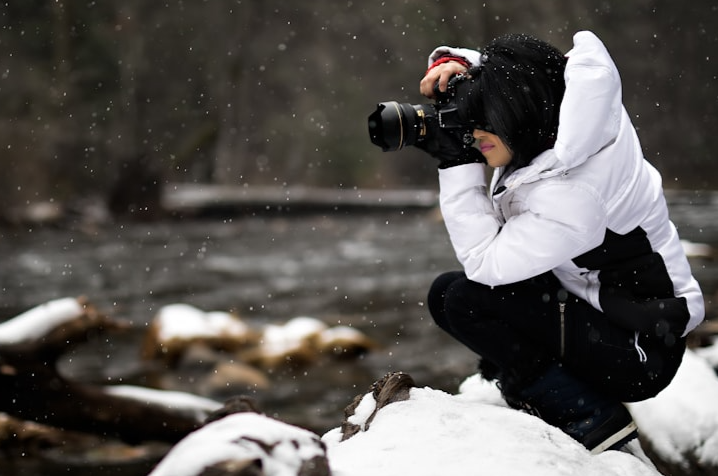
[{"left": 473, "top": 129, "right": 513, "bottom": 168}]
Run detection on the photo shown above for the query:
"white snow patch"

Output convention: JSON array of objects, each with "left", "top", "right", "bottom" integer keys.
[
  {"left": 259, "top": 316, "right": 327, "bottom": 355},
  {"left": 135, "top": 344, "right": 718, "bottom": 476},
  {"left": 323, "top": 385, "right": 660, "bottom": 476},
  {"left": 0, "top": 297, "right": 86, "bottom": 345},
  {"left": 345, "top": 392, "right": 377, "bottom": 431},
  {"left": 149, "top": 412, "right": 325, "bottom": 476},
  {"left": 680, "top": 239, "right": 713, "bottom": 258},
  {"left": 155, "top": 303, "right": 251, "bottom": 341},
  {"left": 629, "top": 348, "right": 718, "bottom": 467},
  {"left": 103, "top": 385, "right": 222, "bottom": 421},
  {"left": 317, "top": 325, "right": 366, "bottom": 346}
]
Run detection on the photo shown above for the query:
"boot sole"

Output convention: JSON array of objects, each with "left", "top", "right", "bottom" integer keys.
[{"left": 589, "top": 420, "right": 638, "bottom": 454}]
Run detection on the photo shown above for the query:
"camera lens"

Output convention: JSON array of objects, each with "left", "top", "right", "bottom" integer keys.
[{"left": 368, "top": 102, "right": 429, "bottom": 151}]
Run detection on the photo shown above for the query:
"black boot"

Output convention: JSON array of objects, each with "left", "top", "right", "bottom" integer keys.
[{"left": 501, "top": 363, "right": 638, "bottom": 454}]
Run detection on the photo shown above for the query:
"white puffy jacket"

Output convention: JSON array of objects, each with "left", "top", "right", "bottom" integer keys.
[{"left": 432, "top": 31, "right": 704, "bottom": 336}]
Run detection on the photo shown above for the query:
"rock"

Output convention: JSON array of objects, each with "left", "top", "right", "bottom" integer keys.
[
  {"left": 241, "top": 317, "right": 377, "bottom": 369},
  {"left": 143, "top": 308, "right": 378, "bottom": 371},
  {"left": 340, "top": 371, "right": 415, "bottom": 441},
  {"left": 240, "top": 317, "right": 329, "bottom": 368},
  {"left": 322, "top": 373, "right": 662, "bottom": 476},
  {"left": 315, "top": 326, "right": 379, "bottom": 358},
  {"left": 148, "top": 411, "right": 330, "bottom": 476},
  {"left": 142, "top": 304, "right": 258, "bottom": 366},
  {"left": 203, "top": 395, "right": 261, "bottom": 424},
  {"left": 202, "top": 361, "right": 271, "bottom": 396},
  {"left": 0, "top": 412, "right": 96, "bottom": 454}
]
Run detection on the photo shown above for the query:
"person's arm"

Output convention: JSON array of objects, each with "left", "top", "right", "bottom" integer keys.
[
  {"left": 438, "top": 158, "right": 607, "bottom": 286},
  {"left": 554, "top": 31, "right": 623, "bottom": 167}
]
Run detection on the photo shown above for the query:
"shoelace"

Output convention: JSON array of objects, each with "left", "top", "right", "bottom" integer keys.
[{"left": 633, "top": 331, "right": 648, "bottom": 363}]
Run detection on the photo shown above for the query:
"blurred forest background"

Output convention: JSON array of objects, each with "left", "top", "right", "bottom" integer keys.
[{"left": 1, "top": 0, "right": 717, "bottom": 221}]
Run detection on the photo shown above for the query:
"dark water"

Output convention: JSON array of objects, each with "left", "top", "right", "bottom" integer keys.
[{"left": 0, "top": 189, "right": 716, "bottom": 474}]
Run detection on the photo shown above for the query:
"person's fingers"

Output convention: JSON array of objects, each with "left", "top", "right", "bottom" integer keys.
[
  {"left": 437, "top": 70, "right": 454, "bottom": 93},
  {"left": 420, "top": 71, "right": 441, "bottom": 97},
  {"left": 420, "top": 62, "right": 468, "bottom": 97}
]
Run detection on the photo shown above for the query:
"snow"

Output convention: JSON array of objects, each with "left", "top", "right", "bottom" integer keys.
[
  {"left": 149, "top": 342, "right": 718, "bottom": 476},
  {"left": 103, "top": 385, "right": 222, "bottom": 422},
  {"left": 316, "top": 325, "right": 368, "bottom": 347},
  {"left": 680, "top": 239, "right": 713, "bottom": 258},
  {"left": 148, "top": 305, "right": 375, "bottom": 366},
  {"left": 258, "top": 316, "right": 328, "bottom": 356},
  {"left": 628, "top": 348, "right": 718, "bottom": 467},
  {"left": 6, "top": 298, "right": 718, "bottom": 475},
  {"left": 322, "top": 386, "right": 658, "bottom": 476},
  {"left": 155, "top": 303, "right": 251, "bottom": 341},
  {"left": 0, "top": 297, "right": 86, "bottom": 345},
  {"left": 148, "top": 412, "right": 325, "bottom": 476},
  {"left": 344, "top": 392, "right": 377, "bottom": 430}
]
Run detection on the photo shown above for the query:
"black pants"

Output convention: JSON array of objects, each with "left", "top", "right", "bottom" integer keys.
[{"left": 427, "top": 270, "right": 686, "bottom": 402}]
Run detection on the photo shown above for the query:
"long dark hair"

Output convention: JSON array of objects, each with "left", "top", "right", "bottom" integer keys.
[{"left": 457, "top": 34, "right": 567, "bottom": 170}]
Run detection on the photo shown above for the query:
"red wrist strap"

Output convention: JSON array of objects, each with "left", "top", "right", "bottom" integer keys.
[{"left": 426, "top": 55, "right": 470, "bottom": 75}]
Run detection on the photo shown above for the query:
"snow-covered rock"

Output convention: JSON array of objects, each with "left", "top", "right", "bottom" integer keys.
[
  {"left": 629, "top": 348, "right": 718, "bottom": 475},
  {"left": 142, "top": 303, "right": 258, "bottom": 364},
  {"left": 12, "top": 298, "right": 717, "bottom": 476},
  {"left": 144, "top": 341, "right": 718, "bottom": 476},
  {"left": 240, "top": 316, "right": 377, "bottom": 368},
  {"left": 148, "top": 412, "right": 329, "bottom": 476},
  {"left": 322, "top": 373, "right": 660, "bottom": 476},
  {"left": 142, "top": 306, "right": 377, "bottom": 369}
]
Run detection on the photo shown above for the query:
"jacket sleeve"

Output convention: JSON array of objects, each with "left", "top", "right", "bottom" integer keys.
[
  {"left": 439, "top": 162, "right": 607, "bottom": 286},
  {"left": 554, "top": 31, "right": 623, "bottom": 167},
  {"left": 427, "top": 46, "right": 483, "bottom": 68}
]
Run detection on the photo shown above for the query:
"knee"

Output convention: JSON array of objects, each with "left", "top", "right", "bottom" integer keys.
[
  {"left": 428, "top": 271, "right": 464, "bottom": 303},
  {"left": 443, "top": 277, "right": 487, "bottom": 323},
  {"left": 427, "top": 271, "right": 466, "bottom": 329}
]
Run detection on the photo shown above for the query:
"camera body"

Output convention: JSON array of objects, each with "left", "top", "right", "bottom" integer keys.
[{"left": 367, "top": 74, "right": 473, "bottom": 152}]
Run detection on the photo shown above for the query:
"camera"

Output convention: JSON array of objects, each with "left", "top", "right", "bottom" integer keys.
[{"left": 367, "top": 74, "right": 473, "bottom": 152}]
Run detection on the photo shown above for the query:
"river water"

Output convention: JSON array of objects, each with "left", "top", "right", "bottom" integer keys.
[{"left": 0, "top": 189, "right": 716, "bottom": 474}]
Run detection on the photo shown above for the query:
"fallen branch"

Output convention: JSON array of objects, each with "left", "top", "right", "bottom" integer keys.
[{"left": 0, "top": 297, "right": 219, "bottom": 444}]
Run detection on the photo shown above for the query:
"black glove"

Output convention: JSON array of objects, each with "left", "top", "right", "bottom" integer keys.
[{"left": 414, "top": 127, "right": 485, "bottom": 169}]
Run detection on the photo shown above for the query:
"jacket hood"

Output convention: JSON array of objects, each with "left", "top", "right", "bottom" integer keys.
[
  {"left": 501, "top": 31, "right": 622, "bottom": 191},
  {"left": 553, "top": 31, "right": 623, "bottom": 171}
]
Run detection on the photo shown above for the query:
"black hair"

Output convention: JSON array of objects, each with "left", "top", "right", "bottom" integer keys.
[{"left": 456, "top": 34, "right": 567, "bottom": 170}]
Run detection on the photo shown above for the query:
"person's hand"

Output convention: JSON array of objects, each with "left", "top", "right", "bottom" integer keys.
[
  {"left": 420, "top": 61, "right": 469, "bottom": 98},
  {"left": 414, "top": 126, "right": 485, "bottom": 169}
]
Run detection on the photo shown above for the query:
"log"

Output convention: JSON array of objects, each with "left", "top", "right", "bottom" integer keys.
[
  {"left": 0, "top": 297, "right": 219, "bottom": 444},
  {"left": 162, "top": 184, "right": 438, "bottom": 216}
]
